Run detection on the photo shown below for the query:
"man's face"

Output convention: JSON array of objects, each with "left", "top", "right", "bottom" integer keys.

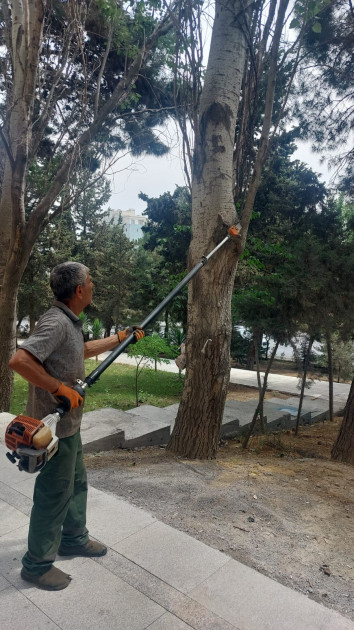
[{"left": 81, "top": 272, "right": 94, "bottom": 307}]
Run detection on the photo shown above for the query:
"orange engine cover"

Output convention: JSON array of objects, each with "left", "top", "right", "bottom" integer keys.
[{"left": 5, "top": 415, "right": 44, "bottom": 451}]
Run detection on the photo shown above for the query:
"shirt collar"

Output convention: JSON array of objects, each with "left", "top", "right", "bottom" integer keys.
[{"left": 53, "top": 300, "right": 81, "bottom": 323}]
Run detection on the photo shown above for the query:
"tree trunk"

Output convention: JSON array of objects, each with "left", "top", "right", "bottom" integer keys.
[
  {"left": 167, "top": 0, "right": 250, "bottom": 459},
  {"left": 295, "top": 337, "right": 314, "bottom": 436},
  {"left": 0, "top": 1, "right": 177, "bottom": 411},
  {"left": 254, "top": 330, "right": 265, "bottom": 432},
  {"left": 243, "top": 341, "right": 279, "bottom": 448},
  {"left": 331, "top": 378, "right": 354, "bottom": 465},
  {"left": 326, "top": 330, "right": 334, "bottom": 422},
  {"left": 0, "top": 280, "right": 19, "bottom": 411}
]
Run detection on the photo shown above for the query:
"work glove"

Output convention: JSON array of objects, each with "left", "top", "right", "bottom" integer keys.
[
  {"left": 117, "top": 326, "right": 145, "bottom": 344},
  {"left": 52, "top": 382, "right": 85, "bottom": 412}
]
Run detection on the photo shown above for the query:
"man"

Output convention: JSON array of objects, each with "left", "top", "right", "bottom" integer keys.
[{"left": 9, "top": 262, "right": 144, "bottom": 591}]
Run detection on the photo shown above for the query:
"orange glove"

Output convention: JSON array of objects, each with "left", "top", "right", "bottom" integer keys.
[
  {"left": 117, "top": 327, "right": 145, "bottom": 344},
  {"left": 52, "top": 382, "right": 85, "bottom": 411}
]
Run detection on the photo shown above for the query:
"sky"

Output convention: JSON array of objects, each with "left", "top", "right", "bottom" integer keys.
[
  {"left": 105, "top": 134, "right": 334, "bottom": 216},
  {"left": 106, "top": 123, "right": 186, "bottom": 214}
]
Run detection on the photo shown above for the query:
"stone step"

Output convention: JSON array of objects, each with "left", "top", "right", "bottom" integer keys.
[
  {"left": 0, "top": 390, "right": 342, "bottom": 458},
  {"left": 81, "top": 407, "right": 171, "bottom": 451}
]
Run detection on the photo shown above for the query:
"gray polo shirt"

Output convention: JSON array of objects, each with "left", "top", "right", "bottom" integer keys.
[{"left": 21, "top": 301, "right": 85, "bottom": 438}]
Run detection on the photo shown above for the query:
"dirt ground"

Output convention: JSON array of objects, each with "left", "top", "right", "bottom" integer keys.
[{"left": 85, "top": 384, "right": 354, "bottom": 622}]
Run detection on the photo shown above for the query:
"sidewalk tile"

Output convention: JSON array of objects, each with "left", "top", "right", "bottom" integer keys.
[
  {"left": 190, "top": 558, "right": 354, "bottom": 630},
  {"left": 0, "top": 585, "right": 60, "bottom": 629},
  {"left": 0, "top": 524, "right": 90, "bottom": 590},
  {"left": 0, "top": 480, "right": 33, "bottom": 516},
  {"left": 87, "top": 486, "right": 156, "bottom": 546},
  {"left": 113, "top": 520, "right": 229, "bottom": 594},
  {"left": 97, "top": 548, "right": 236, "bottom": 630},
  {"left": 0, "top": 575, "right": 10, "bottom": 592},
  {"left": 25, "top": 559, "right": 164, "bottom": 630},
  {"left": 147, "top": 612, "right": 194, "bottom": 629},
  {"left": 0, "top": 498, "right": 29, "bottom": 536}
]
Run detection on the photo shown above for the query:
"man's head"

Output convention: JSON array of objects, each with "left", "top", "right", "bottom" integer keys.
[{"left": 50, "top": 262, "right": 92, "bottom": 308}]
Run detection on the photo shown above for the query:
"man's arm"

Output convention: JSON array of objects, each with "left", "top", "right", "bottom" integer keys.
[
  {"left": 84, "top": 335, "right": 121, "bottom": 359},
  {"left": 84, "top": 328, "right": 144, "bottom": 359},
  {"left": 9, "top": 349, "right": 60, "bottom": 393}
]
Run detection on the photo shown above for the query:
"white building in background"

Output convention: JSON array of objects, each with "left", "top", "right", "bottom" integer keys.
[{"left": 108, "top": 208, "right": 147, "bottom": 241}]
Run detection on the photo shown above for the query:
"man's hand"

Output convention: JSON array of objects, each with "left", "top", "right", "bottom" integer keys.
[
  {"left": 52, "top": 383, "right": 85, "bottom": 411},
  {"left": 117, "top": 326, "right": 145, "bottom": 344}
]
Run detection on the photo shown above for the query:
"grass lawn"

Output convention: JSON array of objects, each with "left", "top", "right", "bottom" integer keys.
[{"left": 10, "top": 359, "right": 184, "bottom": 416}]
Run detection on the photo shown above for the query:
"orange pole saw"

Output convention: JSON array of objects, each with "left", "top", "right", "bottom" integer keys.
[{"left": 5, "top": 224, "right": 241, "bottom": 473}]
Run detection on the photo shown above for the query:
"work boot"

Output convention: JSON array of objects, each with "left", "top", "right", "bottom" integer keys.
[
  {"left": 21, "top": 565, "right": 71, "bottom": 591},
  {"left": 58, "top": 539, "right": 107, "bottom": 557}
]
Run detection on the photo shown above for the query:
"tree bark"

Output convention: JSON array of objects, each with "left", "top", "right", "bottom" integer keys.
[
  {"left": 326, "top": 330, "right": 334, "bottom": 422},
  {"left": 295, "top": 337, "right": 314, "bottom": 436},
  {"left": 243, "top": 341, "right": 279, "bottom": 448},
  {"left": 0, "top": 1, "right": 177, "bottom": 411},
  {"left": 331, "top": 378, "right": 354, "bottom": 465},
  {"left": 254, "top": 330, "right": 265, "bottom": 432},
  {"left": 167, "top": 0, "right": 251, "bottom": 459}
]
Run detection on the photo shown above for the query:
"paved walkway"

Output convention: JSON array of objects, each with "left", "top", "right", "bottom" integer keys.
[
  {"left": 98, "top": 352, "right": 351, "bottom": 407},
  {"left": 1, "top": 357, "right": 352, "bottom": 629},
  {"left": 1, "top": 440, "right": 353, "bottom": 630}
]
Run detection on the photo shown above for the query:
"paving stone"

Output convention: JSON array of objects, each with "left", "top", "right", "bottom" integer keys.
[
  {"left": 0, "top": 575, "right": 10, "bottom": 592},
  {"left": 0, "top": 585, "right": 60, "bottom": 629},
  {"left": 113, "top": 520, "right": 229, "bottom": 595},
  {"left": 82, "top": 407, "right": 170, "bottom": 450},
  {"left": 127, "top": 404, "right": 177, "bottom": 424},
  {"left": 0, "top": 480, "right": 33, "bottom": 516},
  {"left": 24, "top": 559, "right": 165, "bottom": 630},
  {"left": 1, "top": 520, "right": 92, "bottom": 592},
  {"left": 97, "top": 548, "right": 235, "bottom": 630},
  {"left": 147, "top": 612, "right": 194, "bottom": 629},
  {"left": 124, "top": 424, "right": 170, "bottom": 448},
  {"left": 0, "top": 524, "right": 34, "bottom": 588},
  {"left": 86, "top": 486, "right": 156, "bottom": 547},
  {"left": 263, "top": 410, "right": 293, "bottom": 431},
  {"left": 0, "top": 499, "right": 29, "bottom": 536},
  {"left": 0, "top": 412, "right": 16, "bottom": 446},
  {"left": 190, "top": 559, "right": 354, "bottom": 630},
  {"left": 223, "top": 400, "right": 256, "bottom": 427},
  {"left": 220, "top": 419, "right": 240, "bottom": 439}
]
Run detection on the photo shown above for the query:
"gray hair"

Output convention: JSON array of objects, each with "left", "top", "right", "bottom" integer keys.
[{"left": 50, "top": 262, "right": 89, "bottom": 301}]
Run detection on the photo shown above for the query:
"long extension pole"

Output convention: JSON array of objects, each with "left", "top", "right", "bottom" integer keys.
[{"left": 84, "top": 225, "right": 240, "bottom": 388}]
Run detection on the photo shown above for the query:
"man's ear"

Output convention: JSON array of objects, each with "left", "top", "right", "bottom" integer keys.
[{"left": 75, "top": 284, "right": 84, "bottom": 299}]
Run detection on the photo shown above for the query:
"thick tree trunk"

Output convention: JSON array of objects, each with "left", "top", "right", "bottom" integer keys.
[
  {"left": 0, "top": 281, "right": 18, "bottom": 411},
  {"left": 331, "top": 378, "right": 354, "bottom": 465},
  {"left": 167, "top": 0, "right": 250, "bottom": 459},
  {"left": 0, "top": 1, "right": 176, "bottom": 410},
  {"left": 0, "top": 1, "right": 45, "bottom": 410}
]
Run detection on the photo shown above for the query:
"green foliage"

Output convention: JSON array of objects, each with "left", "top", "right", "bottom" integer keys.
[
  {"left": 316, "top": 336, "right": 354, "bottom": 383},
  {"left": 128, "top": 334, "right": 177, "bottom": 370},
  {"left": 127, "top": 333, "right": 178, "bottom": 406},
  {"left": 10, "top": 361, "right": 184, "bottom": 416},
  {"left": 92, "top": 318, "right": 104, "bottom": 340},
  {"left": 167, "top": 326, "right": 186, "bottom": 348},
  {"left": 293, "top": 0, "right": 354, "bottom": 196},
  {"left": 94, "top": 221, "right": 135, "bottom": 331},
  {"left": 79, "top": 312, "right": 91, "bottom": 337},
  {"left": 230, "top": 328, "right": 252, "bottom": 366},
  {"left": 140, "top": 186, "right": 191, "bottom": 329},
  {"left": 18, "top": 210, "right": 76, "bottom": 330},
  {"left": 234, "top": 144, "right": 354, "bottom": 355}
]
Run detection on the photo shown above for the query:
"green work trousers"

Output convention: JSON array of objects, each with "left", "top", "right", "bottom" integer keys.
[{"left": 22, "top": 430, "right": 89, "bottom": 576}]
